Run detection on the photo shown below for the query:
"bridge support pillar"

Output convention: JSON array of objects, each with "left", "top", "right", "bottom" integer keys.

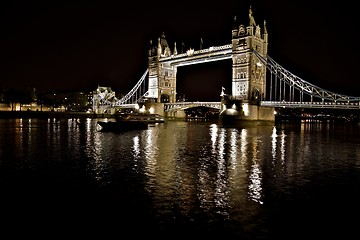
[
  {"left": 165, "top": 110, "right": 186, "bottom": 120},
  {"left": 141, "top": 102, "right": 165, "bottom": 116},
  {"left": 220, "top": 98, "right": 275, "bottom": 123}
]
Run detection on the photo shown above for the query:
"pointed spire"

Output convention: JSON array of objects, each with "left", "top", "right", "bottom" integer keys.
[
  {"left": 233, "top": 15, "right": 238, "bottom": 29},
  {"left": 249, "top": 5, "right": 256, "bottom": 27},
  {"left": 173, "top": 42, "right": 178, "bottom": 55},
  {"left": 157, "top": 36, "right": 162, "bottom": 56},
  {"left": 264, "top": 20, "right": 268, "bottom": 34},
  {"left": 148, "top": 39, "right": 153, "bottom": 56}
]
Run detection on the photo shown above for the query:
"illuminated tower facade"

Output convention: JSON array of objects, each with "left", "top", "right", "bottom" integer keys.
[
  {"left": 147, "top": 32, "right": 177, "bottom": 103},
  {"left": 231, "top": 6, "right": 268, "bottom": 101}
]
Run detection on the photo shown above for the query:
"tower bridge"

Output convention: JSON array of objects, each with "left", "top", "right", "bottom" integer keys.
[{"left": 93, "top": 6, "right": 360, "bottom": 121}]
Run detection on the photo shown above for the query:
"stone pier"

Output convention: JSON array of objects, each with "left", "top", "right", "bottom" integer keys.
[{"left": 219, "top": 98, "right": 275, "bottom": 123}]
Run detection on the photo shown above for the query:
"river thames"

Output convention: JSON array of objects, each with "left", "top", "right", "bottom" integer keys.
[{"left": 1, "top": 118, "right": 359, "bottom": 238}]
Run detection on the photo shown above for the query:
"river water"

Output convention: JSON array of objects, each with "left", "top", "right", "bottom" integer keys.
[{"left": 1, "top": 118, "right": 359, "bottom": 238}]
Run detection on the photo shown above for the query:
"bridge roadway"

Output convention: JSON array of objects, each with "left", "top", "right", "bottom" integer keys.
[
  {"left": 116, "top": 101, "right": 360, "bottom": 112},
  {"left": 164, "top": 102, "right": 221, "bottom": 112},
  {"left": 164, "top": 100, "right": 360, "bottom": 111}
]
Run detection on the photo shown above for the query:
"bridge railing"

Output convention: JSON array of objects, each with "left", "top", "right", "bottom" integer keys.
[
  {"left": 164, "top": 102, "right": 221, "bottom": 112},
  {"left": 160, "top": 44, "right": 232, "bottom": 62},
  {"left": 113, "top": 69, "right": 149, "bottom": 106},
  {"left": 260, "top": 101, "right": 360, "bottom": 109},
  {"left": 253, "top": 50, "right": 360, "bottom": 104}
]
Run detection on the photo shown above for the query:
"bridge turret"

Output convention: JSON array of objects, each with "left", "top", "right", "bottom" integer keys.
[
  {"left": 146, "top": 38, "right": 160, "bottom": 101},
  {"left": 263, "top": 20, "right": 268, "bottom": 55},
  {"left": 263, "top": 20, "right": 268, "bottom": 42},
  {"left": 247, "top": 5, "right": 256, "bottom": 36},
  {"left": 173, "top": 42, "right": 178, "bottom": 55},
  {"left": 157, "top": 32, "right": 172, "bottom": 57},
  {"left": 231, "top": 5, "right": 268, "bottom": 101},
  {"left": 157, "top": 37, "right": 162, "bottom": 57},
  {"left": 148, "top": 39, "right": 157, "bottom": 57},
  {"left": 146, "top": 32, "right": 177, "bottom": 104},
  {"left": 232, "top": 16, "right": 239, "bottom": 37}
]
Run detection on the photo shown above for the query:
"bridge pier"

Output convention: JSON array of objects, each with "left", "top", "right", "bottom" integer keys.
[
  {"left": 220, "top": 97, "right": 275, "bottom": 123},
  {"left": 140, "top": 99, "right": 276, "bottom": 122},
  {"left": 165, "top": 110, "right": 186, "bottom": 120},
  {"left": 140, "top": 102, "right": 165, "bottom": 116}
]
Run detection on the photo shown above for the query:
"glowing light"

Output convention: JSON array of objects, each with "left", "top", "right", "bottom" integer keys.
[
  {"left": 132, "top": 136, "right": 140, "bottom": 160},
  {"left": 271, "top": 126, "right": 277, "bottom": 160},
  {"left": 139, "top": 105, "right": 146, "bottom": 113},
  {"left": 243, "top": 103, "right": 249, "bottom": 116},
  {"left": 249, "top": 164, "right": 263, "bottom": 204},
  {"left": 226, "top": 109, "right": 237, "bottom": 115},
  {"left": 229, "top": 129, "right": 238, "bottom": 167},
  {"left": 186, "top": 48, "right": 194, "bottom": 56},
  {"left": 210, "top": 124, "right": 218, "bottom": 153},
  {"left": 149, "top": 107, "right": 154, "bottom": 114}
]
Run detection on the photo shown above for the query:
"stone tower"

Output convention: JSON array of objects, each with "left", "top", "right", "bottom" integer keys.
[
  {"left": 231, "top": 5, "right": 268, "bottom": 101},
  {"left": 147, "top": 32, "right": 177, "bottom": 103}
]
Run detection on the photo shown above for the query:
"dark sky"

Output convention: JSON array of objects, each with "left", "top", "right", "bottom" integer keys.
[{"left": 0, "top": 0, "right": 358, "bottom": 101}]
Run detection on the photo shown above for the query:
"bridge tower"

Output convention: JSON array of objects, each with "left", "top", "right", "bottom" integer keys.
[
  {"left": 221, "top": 6, "right": 274, "bottom": 122},
  {"left": 231, "top": 5, "right": 268, "bottom": 101},
  {"left": 147, "top": 32, "right": 177, "bottom": 104}
]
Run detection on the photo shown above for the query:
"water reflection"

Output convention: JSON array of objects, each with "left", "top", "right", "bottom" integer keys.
[
  {"left": 78, "top": 121, "right": 272, "bottom": 211},
  {"left": 6, "top": 118, "right": 347, "bottom": 211},
  {"left": 2, "top": 119, "right": 360, "bottom": 237},
  {"left": 248, "top": 138, "right": 263, "bottom": 204},
  {"left": 132, "top": 135, "right": 140, "bottom": 162}
]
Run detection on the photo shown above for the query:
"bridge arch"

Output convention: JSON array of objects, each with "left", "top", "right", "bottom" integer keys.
[
  {"left": 160, "top": 93, "right": 170, "bottom": 103},
  {"left": 251, "top": 87, "right": 261, "bottom": 101}
]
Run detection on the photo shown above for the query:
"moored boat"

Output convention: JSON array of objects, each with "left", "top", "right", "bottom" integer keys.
[
  {"left": 97, "top": 119, "right": 148, "bottom": 132},
  {"left": 96, "top": 113, "right": 165, "bottom": 132}
]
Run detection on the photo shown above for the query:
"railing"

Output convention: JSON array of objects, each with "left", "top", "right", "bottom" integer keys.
[
  {"left": 253, "top": 50, "right": 360, "bottom": 103},
  {"left": 164, "top": 102, "right": 221, "bottom": 112},
  {"left": 260, "top": 101, "right": 360, "bottom": 109}
]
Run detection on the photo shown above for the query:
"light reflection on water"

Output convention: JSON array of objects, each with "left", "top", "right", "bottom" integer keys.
[{"left": 1, "top": 118, "right": 360, "bottom": 238}]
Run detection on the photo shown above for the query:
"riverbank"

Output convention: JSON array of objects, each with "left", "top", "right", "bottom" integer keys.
[{"left": 0, "top": 111, "right": 113, "bottom": 119}]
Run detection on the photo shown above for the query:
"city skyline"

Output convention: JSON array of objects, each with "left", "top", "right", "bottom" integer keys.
[{"left": 0, "top": 0, "right": 358, "bottom": 100}]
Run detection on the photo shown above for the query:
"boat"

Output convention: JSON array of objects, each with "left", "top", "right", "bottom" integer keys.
[
  {"left": 96, "top": 113, "right": 165, "bottom": 132},
  {"left": 116, "top": 113, "right": 165, "bottom": 123},
  {"left": 97, "top": 119, "right": 148, "bottom": 132}
]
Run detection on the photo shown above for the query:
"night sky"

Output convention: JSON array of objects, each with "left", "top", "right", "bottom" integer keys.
[{"left": 0, "top": 0, "right": 358, "bottom": 101}]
